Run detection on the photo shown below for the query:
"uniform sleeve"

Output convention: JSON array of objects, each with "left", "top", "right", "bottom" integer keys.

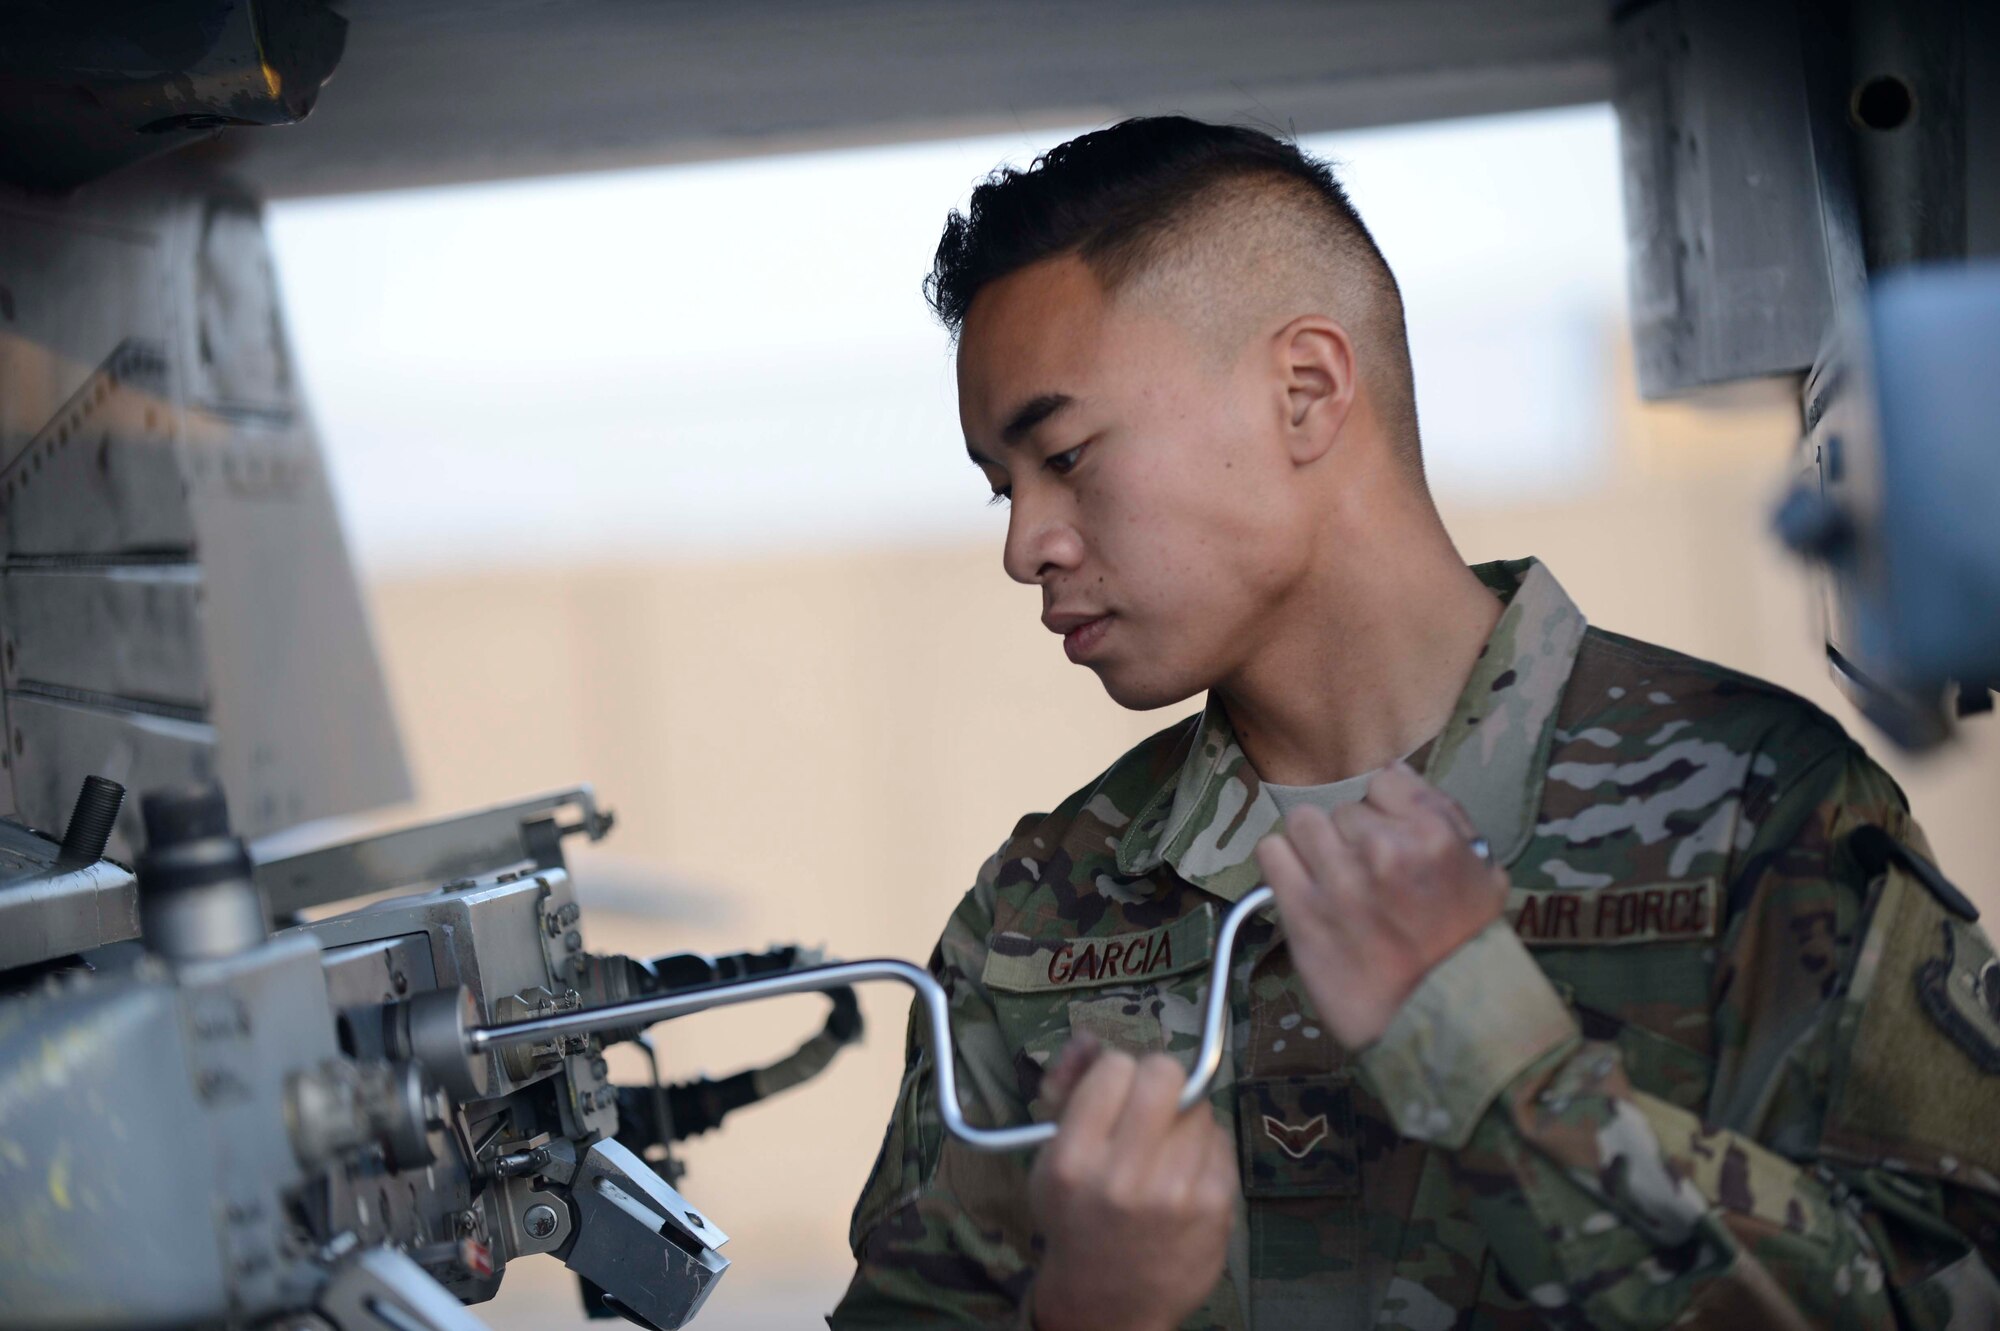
[
  {"left": 1357, "top": 739, "right": 2000, "bottom": 1330},
  {"left": 829, "top": 846, "right": 1042, "bottom": 1329}
]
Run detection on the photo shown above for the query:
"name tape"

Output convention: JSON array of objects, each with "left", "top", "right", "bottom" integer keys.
[
  {"left": 984, "top": 906, "right": 1216, "bottom": 993},
  {"left": 1507, "top": 879, "right": 1719, "bottom": 948}
]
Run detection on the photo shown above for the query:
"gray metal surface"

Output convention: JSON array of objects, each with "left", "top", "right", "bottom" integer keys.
[
  {"left": 0, "top": 817, "right": 138, "bottom": 969},
  {"left": 317, "top": 1248, "right": 493, "bottom": 1331},
  {"left": 256, "top": 786, "right": 610, "bottom": 919},
  {"left": 1611, "top": 0, "right": 1865, "bottom": 398},
  {"left": 0, "top": 564, "right": 208, "bottom": 708},
  {"left": 343, "top": 870, "right": 602, "bottom": 1120},
  {"left": 0, "top": 166, "right": 410, "bottom": 859},
  {"left": 1, "top": 782, "right": 773, "bottom": 1329},
  {"left": 186, "top": 0, "right": 1611, "bottom": 198},
  {"left": 0, "top": 936, "right": 344, "bottom": 1328},
  {"left": 472, "top": 885, "right": 1279, "bottom": 1154},
  {"left": 563, "top": 1141, "right": 728, "bottom": 1330},
  {"left": 6, "top": 693, "right": 221, "bottom": 859}
]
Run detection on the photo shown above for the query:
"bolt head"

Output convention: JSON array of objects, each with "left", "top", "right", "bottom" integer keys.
[{"left": 523, "top": 1203, "right": 559, "bottom": 1239}]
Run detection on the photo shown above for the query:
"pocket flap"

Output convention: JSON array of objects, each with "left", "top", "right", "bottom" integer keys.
[
  {"left": 1237, "top": 1074, "right": 1359, "bottom": 1199},
  {"left": 983, "top": 906, "right": 1215, "bottom": 993}
]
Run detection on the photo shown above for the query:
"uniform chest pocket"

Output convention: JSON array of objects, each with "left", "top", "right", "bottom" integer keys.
[
  {"left": 1536, "top": 944, "right": 1719, "bottom": 1111},
  {"left": 983, "top": 909, "right": 1216, "bottom": 1116},
  {"left": 1237, "top": 1074, "right": 1359, "bottom": 1199}
]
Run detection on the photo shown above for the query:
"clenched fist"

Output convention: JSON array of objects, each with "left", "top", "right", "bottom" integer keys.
[
  {"left": 1254, "top": 760, "right": 1507, "bottom": 1050},
  {"left": 1029, "top": 1037, "right": 1237, "bottom": 1331}
]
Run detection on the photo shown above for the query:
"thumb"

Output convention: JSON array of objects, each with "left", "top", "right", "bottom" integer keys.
[{"left": 1039, "top": 1033, "right": 1103, "bottom": 1115}]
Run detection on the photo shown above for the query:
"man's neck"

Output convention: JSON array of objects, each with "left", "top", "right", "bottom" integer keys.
[{"left": 1215, "top": 520, "right": 1502, "bottom": 788}]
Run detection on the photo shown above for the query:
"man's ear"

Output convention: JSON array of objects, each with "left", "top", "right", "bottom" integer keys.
[{"left": 1274, "top": 316, "right": 1356, "bottom": 466}]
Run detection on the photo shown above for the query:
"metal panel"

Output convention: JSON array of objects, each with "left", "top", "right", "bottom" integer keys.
[
  {"left": 0, "top": 169, "right": 410, "bottom": 845},
  {"left": 185, "top": 0, "right": 1613, "bottom": 198},
  {"left": 166, "top": 188, "right": 413, "bottom": 837},
  {"left": 6, "top": 692, "right": 219, "bottom": 859},
  {"left": 0, "top": 817, "right": 139, "bottom": 967},
  {"left": 1612, "top": 0, "right": 1863, "bottom": 397},
  {"left": 0, "top": 207, "right": 166, "bottom": 465},
  {"left": 255, "top": 786, "right": 608, "bottom": 918},
  {"left": 1, "top": 564, "right": 209, "bottom": 707}
]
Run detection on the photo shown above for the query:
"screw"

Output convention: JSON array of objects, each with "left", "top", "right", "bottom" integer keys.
[
  {"left": 523, "top": 1203, "right": 559, "bottom": 1240},
  {"left": 591, "top": 1057, "right": 609, "bottom": 1080},
  {"left": 390, "top": 969, "right": 408, "bottom": 995},
  {"left": 563, "top": 929, "right": 582, "bottom": 951},
  {"left": 684, "top": 1212, "right": 705, "bottom": 1230}
]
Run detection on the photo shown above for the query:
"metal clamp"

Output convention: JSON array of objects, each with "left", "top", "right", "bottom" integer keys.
[{"left": 467, "top": 885, "right": 1275, "bottom": 1152}]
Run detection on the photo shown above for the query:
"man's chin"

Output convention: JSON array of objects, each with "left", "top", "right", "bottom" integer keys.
[{"left": 1093, "top": 661, "right": 1204, "bottom": 713}]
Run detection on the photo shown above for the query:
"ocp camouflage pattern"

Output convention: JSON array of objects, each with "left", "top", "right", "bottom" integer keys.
[{"left": 829, "top": 559, "right": 2000, "bottom": 1329}]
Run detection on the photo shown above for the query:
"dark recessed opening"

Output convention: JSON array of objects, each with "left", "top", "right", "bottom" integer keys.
[{"left": 1853, "top": 76, "right": 1915, "bottom": 131}]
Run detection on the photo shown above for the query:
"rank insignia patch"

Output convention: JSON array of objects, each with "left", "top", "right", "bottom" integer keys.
[
  {"left": 1262, "top": 1113, "right": 1329, "bottom": 1160},
  {"left": 1237, "top": 1076, "right": 1356, "bottom": 1198},
  {"left": 1916, "top": 917, "right": 2000, "bottom": 1074}
]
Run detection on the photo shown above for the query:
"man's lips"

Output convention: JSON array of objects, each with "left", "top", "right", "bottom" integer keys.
[{"left": 1044, "top": 611, "right": 1114, "bottom": 663}]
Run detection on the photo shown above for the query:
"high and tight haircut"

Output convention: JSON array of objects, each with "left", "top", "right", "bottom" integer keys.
[{"left": 926, "top": 116, "right": 1419, "bottom": 449}]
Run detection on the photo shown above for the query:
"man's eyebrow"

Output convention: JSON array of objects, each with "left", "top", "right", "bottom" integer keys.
[{"left": 1001, "top": 393, "right": 1075, "bottom": 445}]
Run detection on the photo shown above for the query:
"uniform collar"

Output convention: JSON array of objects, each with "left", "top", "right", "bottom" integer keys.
[{"left": 1113, "top": 557, "right": 1587, "bottom": 903}]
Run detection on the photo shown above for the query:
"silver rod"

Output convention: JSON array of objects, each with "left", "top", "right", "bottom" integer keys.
[{"left": 469, "top": 885, "right": 1276, "bottom": 1153}]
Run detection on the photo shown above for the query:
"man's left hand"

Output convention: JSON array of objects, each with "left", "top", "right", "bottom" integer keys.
[{"left": 1253, "top": 761, "right": 1508, "bottom": 1050}]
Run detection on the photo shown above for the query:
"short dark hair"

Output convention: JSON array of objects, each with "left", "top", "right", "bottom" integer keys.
[{"left": 925, "top": 116, "right": 1399, "bottom": 338}]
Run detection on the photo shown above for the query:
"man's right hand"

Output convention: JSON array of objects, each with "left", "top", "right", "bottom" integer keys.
[{"left": 1028, "top": 1036, "right": 1237, "bottom": 1331}]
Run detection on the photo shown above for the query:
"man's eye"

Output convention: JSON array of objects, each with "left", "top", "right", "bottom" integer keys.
[
  {"left": 986, "top": 488, "right": 1011, "bottom": 507},
  {"left": 1046, "top": 444, "right": 1086, "bottom": 475}
]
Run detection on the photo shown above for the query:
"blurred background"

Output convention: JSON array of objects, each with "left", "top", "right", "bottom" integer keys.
[{"left": 264, "top": 102, "right": 2000, "bottom": 1327}]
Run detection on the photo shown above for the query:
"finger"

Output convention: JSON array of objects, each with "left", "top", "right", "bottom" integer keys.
[
  {"left": 1329, "top": 801, "right": 1409, "bottom": 883},
  {"left": 1039, "top": 1033, "right": 1102, "bottom": 1115},
  {"left": 1255, "top": 827, "right": 1313, "bottom": 900},
  {"left": 1375, "top": 760, "right": 1479, "bottom": 841},
  {"left": 1107, "top": 1053, "right": 1189, "bottom": 1156},
  {"left": 1176, "top": 1113, "right": 1239, "bottom": 1222},
  {"left": 1281, "top": 805, "right": 1369, "bottom": 903},
  {"left": 1363, "top": 760, "right": 1431, "bottom": 815},
  {"left": 1054, "top": 1047, "right": 1138, "bottom": 1151},
  {"left": 1154, "top": 1101, "right": 1227, "bottom": 1209},
  {"left": 1259, "top": 831, "right": 1352, "bottom": 962},
  {"left": 1103, "top": 1056, "right": 1196, "bottom": 1198},
  {"left": 1262, "top": 816, "right": 1369, "bottom": 961}
]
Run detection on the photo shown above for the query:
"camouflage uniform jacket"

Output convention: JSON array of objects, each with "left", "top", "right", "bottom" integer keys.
[{"left": 831, "top": 558, "right": 2000, "bottom": 1329}]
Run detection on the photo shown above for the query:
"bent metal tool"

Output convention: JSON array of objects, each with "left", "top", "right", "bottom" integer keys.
[{"left": 467, "top": 885, "right": 1277, "bottom": 1152}]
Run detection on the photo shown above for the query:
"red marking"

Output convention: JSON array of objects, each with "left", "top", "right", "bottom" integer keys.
[{"left": 460, "top": 1239, "right": 494, "bottom": 1278}]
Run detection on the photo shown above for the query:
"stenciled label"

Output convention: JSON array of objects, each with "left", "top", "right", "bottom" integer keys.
[{"left": 1507, "top": 879, "right": 1718, "bottom": 947}]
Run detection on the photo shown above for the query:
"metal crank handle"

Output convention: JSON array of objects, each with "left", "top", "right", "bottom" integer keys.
[{"left": 466, "top": 885, "right": 1275, "bottom": 1153}]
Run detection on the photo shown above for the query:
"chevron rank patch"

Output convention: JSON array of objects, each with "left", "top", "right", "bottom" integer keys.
[{"left": 1237, "top": 1075, "right": 1357, "bottom": 1200}]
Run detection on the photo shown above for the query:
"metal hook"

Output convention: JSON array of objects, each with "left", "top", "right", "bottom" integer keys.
[{"left": 469, "top": 885, "right": 1276, "bottom": 1153}]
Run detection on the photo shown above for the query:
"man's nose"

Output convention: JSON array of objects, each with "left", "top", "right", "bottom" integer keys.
[{"left": 1002, "top": 496, "right": 1085, "bottom": 586}]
